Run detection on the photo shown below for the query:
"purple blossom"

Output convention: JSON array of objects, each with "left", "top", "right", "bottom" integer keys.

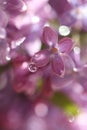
[
  {"left": 49, "top": 0, "right": 87, "bottom": 30},
  {"left": 31, "top": 26, "right": 74, "bottom": 76},
  {"left": 1, "top": 0, "right": 87, "bottom": 130}
]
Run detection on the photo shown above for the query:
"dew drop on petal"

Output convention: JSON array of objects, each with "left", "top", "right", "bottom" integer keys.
[{"left": 28, "top": 62, "right": 38, "bottom": 73}]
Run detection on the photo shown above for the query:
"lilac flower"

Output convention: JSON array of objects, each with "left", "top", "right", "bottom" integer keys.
[
  {"left": 31, "top": 26, "right": 74, "bottom": 76},
  {"left": 49, "top": 0, "right": 87, "bottom": 30}
]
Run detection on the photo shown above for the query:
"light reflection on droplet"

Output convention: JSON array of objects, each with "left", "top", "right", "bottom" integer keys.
[
  {"left": 74, "top": 46, "right": 80, "bottom": 54},
  {"left": 28, "top": 62, "right": 38, "bottom": 72},
  {"left": 58, "top": 25, "right": 70, "bottom": 36},
  {"left": 35, "top": 103, "right": 48, "bottom": 117}
]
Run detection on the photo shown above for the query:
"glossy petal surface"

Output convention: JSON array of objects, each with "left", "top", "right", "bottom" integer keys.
[
  {"left": 59, "top": 38, "right": 74, "bottom": 54},
  {"left": 43, "top": 26, "right": 58, "bottom": 47},
  {"left": 31, "top": 49, "right": 50, "bottom": 67},
  {"left": 51, "top": 54, "right": 65, "bottom": 76}
]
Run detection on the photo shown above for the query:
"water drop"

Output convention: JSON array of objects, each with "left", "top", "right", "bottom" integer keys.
[
  {"left": 28, "top": 62, "right": 38, "bottom": 73},
  {"left": 58, "top": 25, "right": 70, "bottom": 36}
]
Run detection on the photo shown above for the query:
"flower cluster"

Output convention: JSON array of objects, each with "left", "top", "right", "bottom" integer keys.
[
  {"left": 0, "top": 0, "right": 87, "bottom": 130},
  {"left": 31, "top": 26, "right": 74, "bottom": 77}
]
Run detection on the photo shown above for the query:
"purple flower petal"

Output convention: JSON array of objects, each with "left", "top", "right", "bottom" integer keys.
[
  {"left": 31, "top": 49, "right": 50, "bottom": 67},
  {"left": 5, "top": 0, "right": 27, "bottom": 15},
  {"left": 43, "top": 26, "right": 58, "bottom": 47},
  {"left": 51, "top": 54, "right": 65, "bottom": 77},
  {"left": 58, "top": 37, "right": 74, "bottom": 54},
  {"left": 0, "top": 9, "right": 8, "bottom": 27}
]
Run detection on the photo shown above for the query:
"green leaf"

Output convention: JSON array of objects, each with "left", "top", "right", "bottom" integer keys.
[
  {"left": 51, "top": 92, "right": 79, "bottom": 117},
  {"left": 36, "top": 78, "right": 43, "bottom": 90}
]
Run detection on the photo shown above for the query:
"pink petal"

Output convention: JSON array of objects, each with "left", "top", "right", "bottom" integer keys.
[
  {"left": 31, "top": 49, "right": 50, "bottom": 67},
  {"left": 58, "top": 37, "right": 74, "bottom": 54},
  {"left": 43, "top": 26, "right": 58, "bottom": 47},
  {"left": 51, "top": 54, "right": 65, "bottom": 77}
]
